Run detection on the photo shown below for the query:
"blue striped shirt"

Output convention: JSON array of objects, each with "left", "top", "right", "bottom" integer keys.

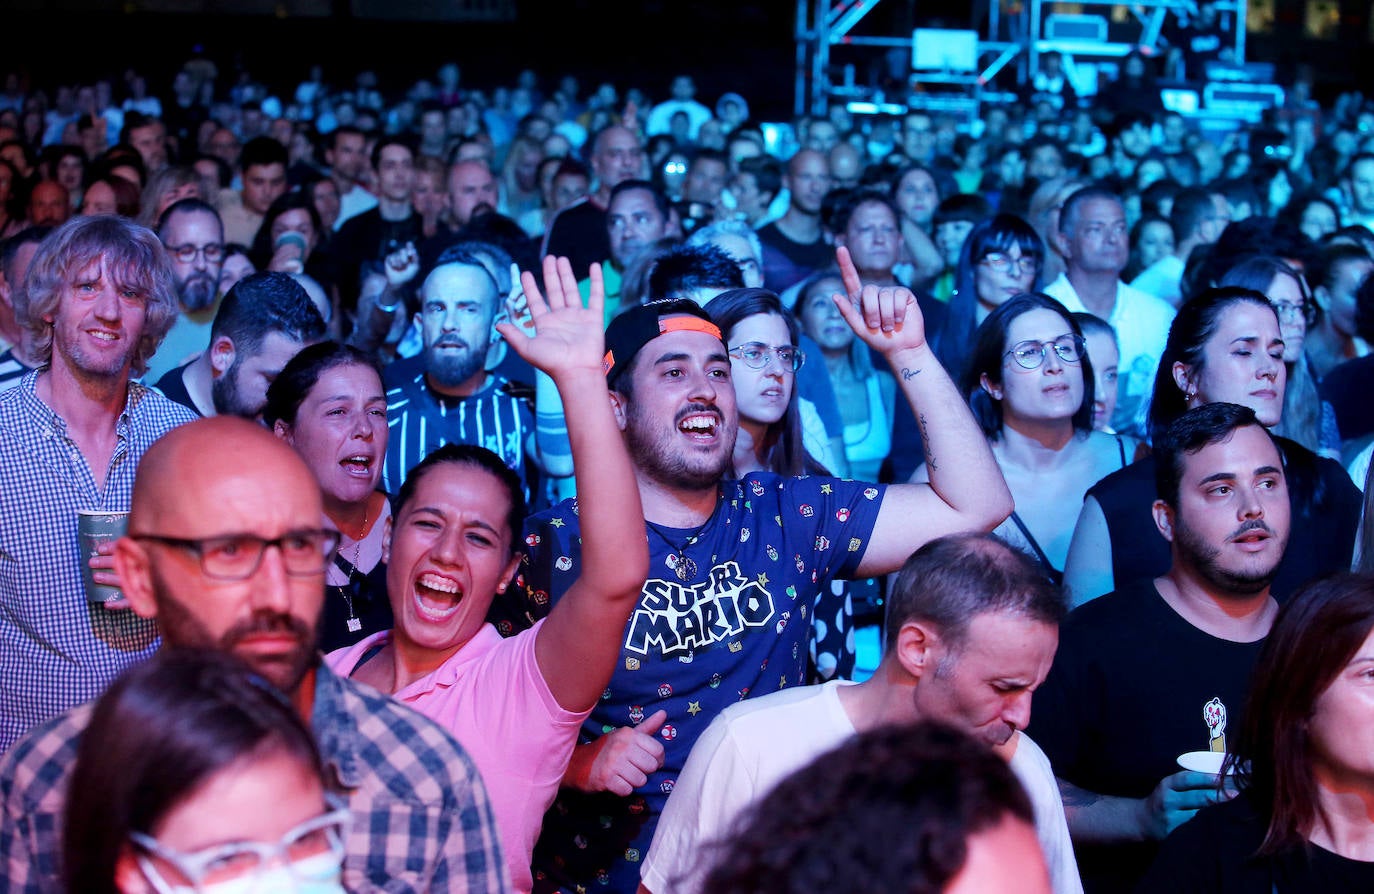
[{"left": 0, "top": 371, "right": 197, "bottom": 753}]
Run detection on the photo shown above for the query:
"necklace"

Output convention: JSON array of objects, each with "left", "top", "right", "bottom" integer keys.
[
  {"left": 337, "top": 502, "right": 369, "bottom": 633},
  {"left": 645, "top": 517, "right": 710, "bottom": 583}
]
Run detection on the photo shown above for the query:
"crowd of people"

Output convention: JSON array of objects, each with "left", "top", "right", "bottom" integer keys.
[{"left": 2, "top": 35, "right": 1374, "bottom": 894}]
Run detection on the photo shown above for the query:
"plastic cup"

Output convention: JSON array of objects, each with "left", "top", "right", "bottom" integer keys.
[
  {"left": 77, "top": 510, "right": 128, "bottom": 603},
  {"left": 1176, "top": 750, "right": 1232, "bottom": 775}
]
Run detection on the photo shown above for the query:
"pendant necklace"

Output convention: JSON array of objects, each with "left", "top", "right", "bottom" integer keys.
[
  {"left": 337, "top": 502, "right": 369, "bottom": 633},
  {"left": 645, "top": 517, "right": 710, "bottom": 583}
]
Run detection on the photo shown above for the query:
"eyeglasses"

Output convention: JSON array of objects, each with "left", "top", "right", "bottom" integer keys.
[
  {"left": 1004, "top": 334, "right": 1086, "bottom": 370},
  {"left": 980, "top": 253, "right": 1039, "bottom": 276},
  {"left": 130, "top": 529, "right": 341, "bottom": 581},
  {"left": 729, "top": 342, "right": 805, "bottom": 371},
  {"left": 165, "top": 242, "right": 226, "bottom": 264},
  {"left": 1271, "top": 299, "right": 1316, "bottom": 326},
  {"left": 132, "top": 807, "right": 349, "bottom": 893}
]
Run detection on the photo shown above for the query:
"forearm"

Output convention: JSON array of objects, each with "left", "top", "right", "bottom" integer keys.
[
  {"left": 886, "top": 344, "right": 1011, "bottom": 527},
  {"left": 1059, "top": 778, "right": 1148, "bottom": 844}
]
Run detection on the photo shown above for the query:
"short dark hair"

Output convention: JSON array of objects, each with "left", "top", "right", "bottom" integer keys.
[
  {"left": 239, "top": 135, "right": 288, "bottom": 173},
  {"left": 261, "top": 340, "right": 383, "bottom": 429},
  {"left": 370, "top": 133, "right": 416, "bottom": 171},
  {"left": 154, "top": 196, "right": 220, "bottom": 236},
  {"left": 736, "top": 155, "right": 782, "bottom": 199},
  {"left": 701, "top": 719, "right": 1036, "bottom": 894},
  {"left": 646, "top": 242, "right": 745, "bottom": 303},
  {"left": 1058, "top": 183, "right": 1122, "bottom": 233},
  {"left": 607, "top": 178, "right": 671, "bottom": 221},
  {"left": 62, "top": 648, "right": 323, "bottom": 894},
  {"left": 393, "top": 443, "right": 527, "bottom": 557},
  {"left": 826, "top": 186, "right": 900, "bottom": 235},
  {"left": 210, "top": 270, "right": 327, "bottom": 358},
  {"left": 1153, "top": 402, "right": 1277, "bottom": 508},
  {"left": 932, "top": 192, "right": 993, "bottom": 228},
  {"left": 1169, "top": 187, "right": 1219, "bottom": 242}
]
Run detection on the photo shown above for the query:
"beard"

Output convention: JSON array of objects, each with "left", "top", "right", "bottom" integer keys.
[
  {"left": 211, "top": 361, "right": 253, "bottom": 418},
  {"left": 178, "top": 271, "right": 218, "bottom": 312},
  {"left": 624, "top": 399, "right": 734, "bottom": 491},
  {"left": 155, "top": 590, "right": 320, "bottom": 696},
  {"left": 425, "top": 338, "right": 486, "bottom": 389},
  {"left": 1173, "top": 516, "right": 1285, "bottom": 596}
]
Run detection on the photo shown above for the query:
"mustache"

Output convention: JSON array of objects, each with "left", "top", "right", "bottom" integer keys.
[
  {"left": 432, "top": 335, "right": 471, "bottom": 350},
  {"left": 222, "top": 611, "right": 314, "bottom": 648},
  {"left": 676, "top": 402, "right": 723, "bottom": 423},
  {"left": 1229, "top": 519, "right": 1276, "bottom": 541}
]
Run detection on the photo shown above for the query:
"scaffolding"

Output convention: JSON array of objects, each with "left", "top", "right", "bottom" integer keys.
[{"left": 794, "top": 0, "right": 1248, "bottom": 120}]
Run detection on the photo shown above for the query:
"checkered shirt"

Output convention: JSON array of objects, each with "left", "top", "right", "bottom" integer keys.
[
  {"left": 0, "top": 371, "right": 197, "bottom": 753},
  {"left": 0, "top": 660, "right": 509, "bottom": 893}
]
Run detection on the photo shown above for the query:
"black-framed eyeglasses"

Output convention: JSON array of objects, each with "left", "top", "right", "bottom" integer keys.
[
  {"left": 1004, "top": 334, "right": 1086, "bottom": 370},
  {"left": 980, "top": 253, "right": 1039, "bottom": 276},
  {"left": 130, "top": 529, "right": 341, "bottom": 581},
  {"left": 729, "top": 342, "right": 805, "bottom": 371},
  {"left": 165, "top": 243, "right": 226, "bottom": 264},
  {"left": 1271, "top": 299, "right": 1317, "bottom": 326}
]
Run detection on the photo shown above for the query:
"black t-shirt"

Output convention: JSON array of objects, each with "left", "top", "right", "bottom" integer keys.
[
  {"left": 1138, "top": 790, "right": 1374, "bottom": 894},
  {"left": 541, "top": 199, "right": 608, "bottom": 283},
  {"left": 1026, "top": 580, "right": 1267, "bottom": 893},
  {"left": 755, "top": 220, "right": 834, "bottom": 293},
  {"left": 329, "top": 208, "right": 426, "bottom": 314},
  {"left": 152, "top": 362, "right": 205, "bottom": 417},
  {"left": 1319, "top": 354, "right": 1374, "bottom": 443},
  {"left": 1088, "top": 436, "right": 1362, "bottom": 603}
]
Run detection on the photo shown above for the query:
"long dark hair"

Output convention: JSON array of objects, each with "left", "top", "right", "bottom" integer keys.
[
  {"left": 962, "top": 292, "right": 1094, "bottom": 437},
  {"left": 936, "top": 213, "right": 1044, "bottom": 383},
  {"left": 262, "top": 340, "right": 385, "bottom": 429},
  {"left": 706, "top": 287, "right": 830, "bottom": 477},
  {"left": 63, "top": 649, "right": 324, "bottom": 894},
  {"left": 1230, "top": 573, "right": 1374, "bottom": 854}
]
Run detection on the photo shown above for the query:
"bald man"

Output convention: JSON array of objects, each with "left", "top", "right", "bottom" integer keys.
[
  {"left": 542, "top": 124, "right": 647, "bottom": 278},
  {"left": 0, "top": 417, "right": 510, "bottom": 894},
  {"left": 756, "top": 147, "right": 835, "bottom": 292}
]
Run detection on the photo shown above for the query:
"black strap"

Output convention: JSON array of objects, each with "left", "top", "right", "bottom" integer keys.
[{"left": 1007, "top": 511, "right": 1063, "bottom": 586}]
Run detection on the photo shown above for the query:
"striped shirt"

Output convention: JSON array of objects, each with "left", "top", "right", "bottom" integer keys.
[
  {"left": 0, "top": 371, "right": 197, "bottom": 754},
  {"left": 382, "top": 367, "right": 535, "bottom": 497},
  {"left": 0, "top": 661, "right": 510, "bottom": 893},
  {"left": 0, "top": 349, "right": 33, "bottom": 394}
]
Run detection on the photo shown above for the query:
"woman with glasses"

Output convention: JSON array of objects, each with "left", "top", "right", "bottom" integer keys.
[
  {"left": 264, "top": 342, "right": 393, "bottom": 652},
  {"left": 914, "top": 293, "right": 1130, "bottom": 583},
  {"left": 63, "top": 648, "right": 347, "bottom": 894},
  {"left": 705, "top": 288, "right": 833, "bottom": 477},
  {"left": 1139, "top": 573, "right": 1374, "bottom": 892},
  {"left": 933, "top": 213, "right": 1045, "bottom": 385},
  {"left": 796, "top": 269, "right": 895, "bottom": 484},
  {"left": 1062, "top": 286, "right": 1362, "bottom": 607},
  {"left": 1218, "top": 255, "right": 1341, "bottom": 461}
]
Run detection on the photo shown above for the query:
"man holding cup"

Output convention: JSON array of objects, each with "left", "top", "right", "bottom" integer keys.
[
  {"left": 1027, "top": 403, "right": 1291, "bottom": 893},
  {"left": 0, "top": 215, "right": 196, "bottom": 754}
]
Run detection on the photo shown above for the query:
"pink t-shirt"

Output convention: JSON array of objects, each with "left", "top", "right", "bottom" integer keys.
[{"left": 325, "top": 619, "right": 586, "bottom": 893}]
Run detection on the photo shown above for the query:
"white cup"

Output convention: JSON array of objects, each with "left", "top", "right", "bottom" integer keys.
[{"left": 1176, "top": 750, "right": 1232, "bottom": 775}]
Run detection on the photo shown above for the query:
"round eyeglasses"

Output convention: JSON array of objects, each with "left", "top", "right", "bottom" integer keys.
[
  {"left": 728, "top": 342, "right": 805, "bottom": 372},
  {"left": 1270, "top": 299, "right": 1316, "bottom": 327},
  {"left": 129, "top": 529, "right": 341, "bottom": 581},
  {"left": 1004, "top": 334, "right": 1086, "bottom": 370}
]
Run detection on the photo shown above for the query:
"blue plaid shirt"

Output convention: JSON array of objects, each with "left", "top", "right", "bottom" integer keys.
[
  {"left": 0, "top": 660, "right": 509, "bottom": 893},
  {"left": 0, "top": 371, "right": 196, "bottom": 754}
]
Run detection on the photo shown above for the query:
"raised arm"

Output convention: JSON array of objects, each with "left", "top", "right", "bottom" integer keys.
[
  {"left": 497, "top": 257, "right": 648, "bottom": 713},
  {"left": 827, "top": 246, "right": 1012, "bottom": 576}
]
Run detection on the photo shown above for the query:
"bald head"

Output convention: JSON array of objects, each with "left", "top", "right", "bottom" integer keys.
[{"left": 131, "top": 417, "right": 321, "bottom": 534}]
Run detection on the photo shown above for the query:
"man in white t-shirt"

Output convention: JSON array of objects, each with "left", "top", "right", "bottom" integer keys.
[
  {"left": 1044, "top": 185, "right": 1175, "bottom": 436},
  {"left": 641, "top": 532, "right": 1083, "bottom": 894}
]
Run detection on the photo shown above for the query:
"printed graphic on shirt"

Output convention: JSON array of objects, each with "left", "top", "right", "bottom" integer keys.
[{"left": 1203, "top": 696, "right": 1227, "bottom": 753}]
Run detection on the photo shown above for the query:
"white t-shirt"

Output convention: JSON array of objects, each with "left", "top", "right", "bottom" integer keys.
[
  {"left": 1129, "top": 254, "right": 1185, "bottom": 306},
  {"left": 641, "top": 680, "right": 1083, "bottom": 894},
  {"left": 1044, "top": 272, "right": 1176, "bottom": 437}
]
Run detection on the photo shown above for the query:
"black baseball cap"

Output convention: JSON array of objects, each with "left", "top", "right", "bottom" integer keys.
[{"left": 603, "top": 299, "right": 725, "bottom": 389}]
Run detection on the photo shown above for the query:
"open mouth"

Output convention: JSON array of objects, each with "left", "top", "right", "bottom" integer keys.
[
  {"left": 414, "top": 572, "right": 463, "bottom": 620},
  {"left": 341, "top": 454, "right": 374, "bottom": 477},
  {"left": 678, "top": 411, "right": 720, "bottom": 441}
]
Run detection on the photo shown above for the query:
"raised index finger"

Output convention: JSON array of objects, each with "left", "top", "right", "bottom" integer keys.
[{"left": 835, "top": 245, "right": 864, "bottom": 300}]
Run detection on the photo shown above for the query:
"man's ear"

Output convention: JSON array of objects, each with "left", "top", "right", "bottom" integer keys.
[
  {"left": 381, "top": 516, "right": 393, "bottom": 564},
  {"left": 208, "top": 336, "right": 235, "bottom": 377},
  {"left": 1313, "top": 284, "right": 1332, "bottom": 312},
  {"left": 113, "top": 537, "right": 159, "bottom": 620},
  {"left": 1152, "top": 498, "right": 1176, "bottom": 542},
  {"left": 894, "top": 620, "right": 939, "bottom": 681},
  {"left": 608, "top": 390, "right": 629, "bottom": 431},
  {"left": 1052, "top": 228, "right": 1072, "bottom": 259}
]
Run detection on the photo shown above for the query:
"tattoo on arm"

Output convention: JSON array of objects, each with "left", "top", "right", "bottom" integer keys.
[
  {"left": 900, "top": 367, "right": 920, "bottom": 381},
  {"left": 1058, "top": 778, "right": 1102, "bottom": 808},
  {"left": 918, "top": 412, "right": 937, "bottom": 472}
]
